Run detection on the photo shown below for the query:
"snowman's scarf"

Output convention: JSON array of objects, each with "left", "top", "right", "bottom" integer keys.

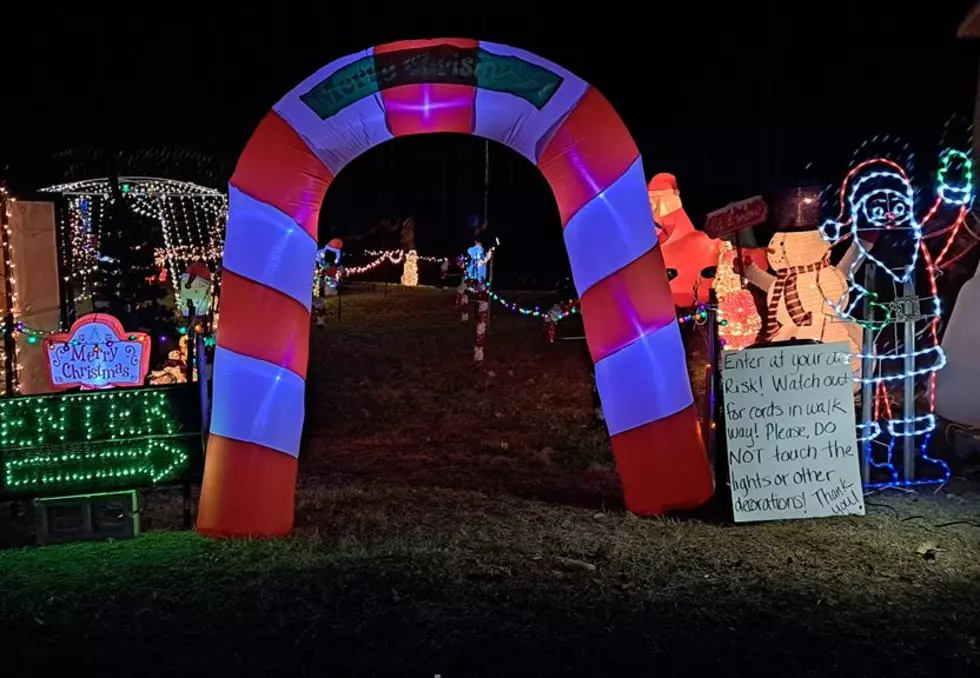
[{"left": 765, "top": 253, "right": 831, "bottom": 340}]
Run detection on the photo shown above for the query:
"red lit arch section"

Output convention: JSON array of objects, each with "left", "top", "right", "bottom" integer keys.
[{"left": 198, "top": 39, "right": 713, "bottom": 537}]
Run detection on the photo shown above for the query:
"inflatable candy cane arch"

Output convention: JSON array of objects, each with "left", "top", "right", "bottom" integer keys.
[{"left": 197, "top": 38, "right": 712, "bottom": 537}]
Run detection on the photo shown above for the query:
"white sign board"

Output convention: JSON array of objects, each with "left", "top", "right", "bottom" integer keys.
[
  {"left": 721, "top": 341, "right": 864, "bottom": 523},
  {"left": 178, "top": 273, "right": 212, "bottom": 317}
]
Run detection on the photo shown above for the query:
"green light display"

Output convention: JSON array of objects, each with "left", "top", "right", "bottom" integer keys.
[
  {"left": 0, "top": 387, "right": 199, "bottom": 498},
  {"left": 4, "top": 439, "right": 190, "bottom": 492}
]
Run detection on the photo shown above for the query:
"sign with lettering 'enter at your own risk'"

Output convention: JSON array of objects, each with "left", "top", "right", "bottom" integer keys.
[{"left": 721, "top": 341, "right": 865, "bottom": 523}]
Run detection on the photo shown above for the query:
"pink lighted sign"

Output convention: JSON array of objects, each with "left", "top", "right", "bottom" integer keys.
[{"left": 43, "top": 314, "right": 150, "bottom": 391}]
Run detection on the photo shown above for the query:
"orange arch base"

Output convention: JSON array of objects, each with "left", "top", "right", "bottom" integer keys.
[
  {"left": 198, "top": 38, "right": 714, "bottom": 538},
  {"left": 197, "top": 436, "right": 298, "bottom": 538}
]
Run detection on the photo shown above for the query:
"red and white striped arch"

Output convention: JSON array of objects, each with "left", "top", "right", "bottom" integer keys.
[{"left": 197, "top": 39, "right": 713, "bottom": 537}]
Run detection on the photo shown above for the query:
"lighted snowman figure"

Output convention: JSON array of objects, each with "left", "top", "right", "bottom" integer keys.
[
  {"left": 820, "top": 156, "right": 972, "bottom": 486},
  {"left": 742, "top": 229, "right": 863, "bottom": 380}
]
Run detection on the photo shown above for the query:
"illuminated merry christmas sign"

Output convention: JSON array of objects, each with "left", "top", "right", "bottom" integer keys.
[{"left": 43, "top": 314, "right": 150, "bottom": 390}]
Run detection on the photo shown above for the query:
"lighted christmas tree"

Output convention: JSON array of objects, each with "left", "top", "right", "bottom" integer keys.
[{"left": 715, "top": 241, "right": 762, "bottom": 350}]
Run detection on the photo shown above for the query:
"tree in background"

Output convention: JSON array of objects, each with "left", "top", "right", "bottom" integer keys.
[{"left": 95, "top": 176, "right": 175, "bottom": 365}]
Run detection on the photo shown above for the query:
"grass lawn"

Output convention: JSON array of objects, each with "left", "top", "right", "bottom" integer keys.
[{"left": 2, "top": 286, "right": 980, "bottom": 677}]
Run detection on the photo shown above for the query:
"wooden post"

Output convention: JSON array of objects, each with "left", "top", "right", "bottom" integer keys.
[
  {"left": 185, "top": 304, "right": 197, "bottom": 384},
  {"left": 705, "top": 295, "right": 719, "bottom": 470},
  {"left": 474, "top": 283, "right": 488, "bottom": 363},
  {"left": 859, "top": 264, "right": 875, "bottom": 484}
]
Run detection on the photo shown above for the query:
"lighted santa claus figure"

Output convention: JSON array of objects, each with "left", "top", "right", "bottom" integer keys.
[
  {"left": 648, "top": 173, "right": 719, "bottom": 307},
  {"left": 178, "top": 261, "right": 212, "bottom": 317}
]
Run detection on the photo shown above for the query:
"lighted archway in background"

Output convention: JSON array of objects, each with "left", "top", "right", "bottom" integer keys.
[{"left": 198, "top": 38, "right": 713, "bottom": 537}]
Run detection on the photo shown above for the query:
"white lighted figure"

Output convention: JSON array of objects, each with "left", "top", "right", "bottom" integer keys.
[
  {"left": 316, "top": 238, "right": 343, "bottom": 267},
  {"left": 178, "top": 261, "right": 212, "bottom": 317},
  {"left": 401, "top": 249, "right": 419, "bottom": 286},
  {"left": 314, "top": 239, "right": 343, "bottom": 296},
  {"left": 742, "top": 229, "right": 863, "bottom": 383},
  {"left": 466, "top": 241, "right": 488, "bottom": 282},
  {"left": 820, "top": 155, "right": 973, "bottom": 486}
]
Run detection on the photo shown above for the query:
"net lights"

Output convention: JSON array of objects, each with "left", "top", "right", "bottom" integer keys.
[{"left": 40, "top": 177, "right": 226, "bottom": 308}]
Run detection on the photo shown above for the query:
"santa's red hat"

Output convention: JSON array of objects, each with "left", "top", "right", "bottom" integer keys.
[
  {"left": 185, "top": 261, "right": 211, "bottom": 282},
  {"left": 648, "top": 173, "right": 679, "bottom": 192}
]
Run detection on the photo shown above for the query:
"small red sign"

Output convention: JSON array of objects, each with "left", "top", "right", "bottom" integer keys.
[{"left": 704, "top": 196, "right": 769, "bottom": 239}]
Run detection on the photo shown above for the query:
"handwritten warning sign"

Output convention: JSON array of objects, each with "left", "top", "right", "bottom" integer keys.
[{"left": 721, "top": 341, "right": 864, "bottom": 523}]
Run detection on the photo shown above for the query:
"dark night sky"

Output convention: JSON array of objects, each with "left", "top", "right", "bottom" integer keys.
[{"left": 4, "top": 2, "right": 978, "bottom": 283}]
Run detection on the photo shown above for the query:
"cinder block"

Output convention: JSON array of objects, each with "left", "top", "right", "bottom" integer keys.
[{"left": 34, "top": 491, "right": 139, "bottom": 545}]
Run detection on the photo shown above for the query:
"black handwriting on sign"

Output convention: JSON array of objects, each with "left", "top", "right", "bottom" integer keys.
[{"left": 724, "top": 376, "right": 764, "bottom": 395}]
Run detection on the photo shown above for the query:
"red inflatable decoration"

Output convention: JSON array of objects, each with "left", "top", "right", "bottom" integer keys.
[{"left": 648, "top": 174, "right": 720, "bottom": 307}]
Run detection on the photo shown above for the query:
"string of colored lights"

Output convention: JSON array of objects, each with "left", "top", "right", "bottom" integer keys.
[
  {"left": 482, "top": 288, "right": 579, "bottom": 320},
  {"left": 316, "top": 247, "right": 472, "bottom": 294},
  {"left": 2, "top": 318, "right": 215, "bottom": 350},
  {"left": 0, "top": 188, "right": 20, "bottom": 394},
  {"left": 342, "top": 249, "right": 404, "bottom": 276},
  {"left": 468, "top": 280, "right": 713, "bottom": 335},
  {"left": 365, "top": 249, "right": 448, "bottom": 264}
]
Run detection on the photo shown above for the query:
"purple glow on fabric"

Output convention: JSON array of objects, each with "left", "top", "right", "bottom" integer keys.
[
  {"left": 223, "top": 187, "right": 317, "bottom": 311},
  {"left": 594, "top": 320, "right": 694, "bottom": 436},
  {"left": 473, "top": 41, "right": 587, "bottom": 163},
  {"left": 385, "top": 84, "right": 475, "bottom": 132},
  {"left": 210, "top": 347, "right": 306, "bottom": 457},
  {"left": 563, "top": 158, "right": 660, "bottom": 295},
  {"left": 563, "top": 145, "right": 603, "bottom": 197},
  {"left": 292, "top": 182, "right": 327, "bottom": 228}
]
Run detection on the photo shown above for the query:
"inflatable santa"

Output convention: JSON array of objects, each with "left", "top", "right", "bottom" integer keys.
[{"left": 648, "top": 173, "right": 720, "bottom": 307}]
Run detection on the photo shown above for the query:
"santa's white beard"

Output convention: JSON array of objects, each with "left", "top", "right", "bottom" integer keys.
[{"left": 864, "top": 231, "right": 919, "bottom": 279}]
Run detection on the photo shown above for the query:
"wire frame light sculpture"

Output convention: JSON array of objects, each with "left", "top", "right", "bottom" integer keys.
[{"left": 39, "top": 177, "right": 227, "bottom": 308}]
